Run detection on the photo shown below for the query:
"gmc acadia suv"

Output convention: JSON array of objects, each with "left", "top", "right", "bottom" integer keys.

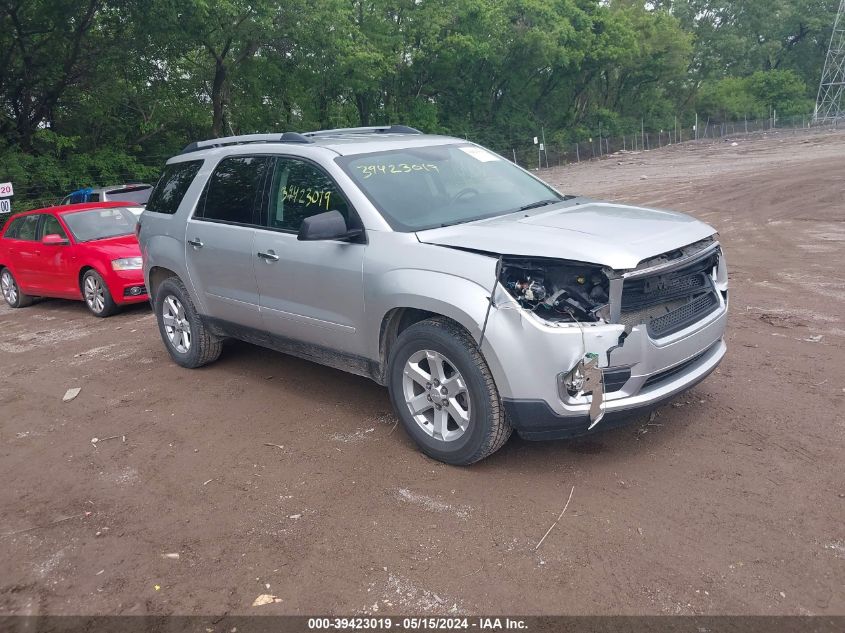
[{"left": 138, "top": 126, "right": 728, "bottom": 465}]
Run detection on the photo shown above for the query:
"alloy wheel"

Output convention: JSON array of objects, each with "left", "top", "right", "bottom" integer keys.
[
  {"left": 402, "top": 349, "right": 471, "bottom": 442},
  {"left": 1, "top": 271, "right": 17, "bottom": 305},
  {"left": 162, "top": 295, "right": 191, "bottom": 354},
  {"left": 84, "top": 275, "right": 106, "bottom": 314}
]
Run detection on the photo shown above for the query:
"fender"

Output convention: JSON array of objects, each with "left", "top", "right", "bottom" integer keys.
[{"left": 368, "top": 268, "right": 495, "bottom": 356}]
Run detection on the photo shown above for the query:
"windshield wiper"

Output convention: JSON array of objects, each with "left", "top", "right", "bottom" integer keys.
[{"left": 517, "top": 199, "right": 561, "bottom": 212}]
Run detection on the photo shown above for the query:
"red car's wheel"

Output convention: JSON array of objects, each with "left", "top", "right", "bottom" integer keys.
[
  {"left": 1, "top": 268, "right": 33, "bottom": 308},
  {"left": 82, "top": 270, "right": 118, "bottom": 317}
]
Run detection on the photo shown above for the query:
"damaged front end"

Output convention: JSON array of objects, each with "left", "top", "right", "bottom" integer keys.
[
  {"left": 497, "top": 257, "right": 616, "bottom": 426},
  {"left": 492, "top": 239, "right": 726, "bottom": 429},
  {"left": 500, "top": 257, "right": 611, "bottom": 323}
]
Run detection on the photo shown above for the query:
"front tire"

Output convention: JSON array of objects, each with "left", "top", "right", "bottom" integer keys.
[
  {"left": 82, "top": 270, "right": 118, "bottom": 317},
  {"left": 1, "top": 268, "right": 33, "bottom": 308},
  {"left": 154, "top": 277, "right": 222, "bottom": 368},
  {"left": 387, "top": 318, "right": 512, "bottom": 465}
]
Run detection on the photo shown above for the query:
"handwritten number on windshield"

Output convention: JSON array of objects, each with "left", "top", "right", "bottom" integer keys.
[{"left": 356, "top": 164, "right": 440, "bottom": 179}]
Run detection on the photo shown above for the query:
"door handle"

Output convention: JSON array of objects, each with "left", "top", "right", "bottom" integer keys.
[
  {"left": 187, "top": 238, "right": 204, "bottom": 249},
  {"left": 257, "top": 250, "right": 279, "bottom": 262}
]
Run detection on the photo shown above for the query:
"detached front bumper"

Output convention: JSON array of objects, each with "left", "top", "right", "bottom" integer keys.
[
  {"left": 503, "top": 338, "right": 725, "bottom": 440},
  {"left": 480, "top": 283, "right": 728, "bottom": 441}
]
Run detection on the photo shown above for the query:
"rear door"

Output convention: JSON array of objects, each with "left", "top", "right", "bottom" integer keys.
[
  {"left": 8, "top": 214, "right": 43, "bottom": 291},
  {"left": 184, "top": 155, "right": 271, "bottom": 330},
  {"left": 253, "top": 156, "right": 366, "bottom": 356}
]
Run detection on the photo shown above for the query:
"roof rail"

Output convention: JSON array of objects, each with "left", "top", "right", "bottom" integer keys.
[
  {"left": 302, "top": 125, "right": 422, "bottom": 138},
  {"left": 179, "top": 132, "right": 313, "bottom": 155}
]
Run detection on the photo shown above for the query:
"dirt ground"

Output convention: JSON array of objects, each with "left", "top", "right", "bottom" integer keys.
[{"left": 0, "top": 129, "right": 843, "bottom": 617}]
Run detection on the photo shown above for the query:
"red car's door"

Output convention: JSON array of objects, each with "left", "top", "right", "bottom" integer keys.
[
  {"left": 8, "top": 214, "right": 44, "bottom": 292},
  {"left": 36, "top": 213, "right": 78, "bottom": 297}
]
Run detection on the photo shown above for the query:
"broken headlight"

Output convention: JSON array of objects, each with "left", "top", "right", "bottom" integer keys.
[{"left": 500, "top": 257, "right": 610, "bottom": 323}]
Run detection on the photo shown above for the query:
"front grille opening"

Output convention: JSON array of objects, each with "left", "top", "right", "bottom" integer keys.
[
  {"left": 619, "top": 250, "right": 721, "bottom": 337},
  {"left": 622, "top": 253, "right": 718, "bottom": 311},
  {"left": 647, "top": 292, "right": 719, "bottom": 337}
]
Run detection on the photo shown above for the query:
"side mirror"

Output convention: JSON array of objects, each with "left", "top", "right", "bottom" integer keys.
[
  {"left": 42, "top": 234, "right": 69, "bottom": 245},
  {"left": 297, "top": 210, "right": 362, "bottom": 242}
]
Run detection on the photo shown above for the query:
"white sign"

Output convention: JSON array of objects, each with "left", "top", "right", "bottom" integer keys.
[
  {"left": 0, "top": 182, "right": 12, "bottom": 197},
  {"left": 458, "top": 146, "right": 499, "bottom": 162},
  {"left": 0, "top": 199, "right": 10, "bottom": 214},
  {"left": 539, "top": 143, "right": 545, "bottom": 151},
  {"left": 533, "top": 137, "right": 538, "bottom": 145}
]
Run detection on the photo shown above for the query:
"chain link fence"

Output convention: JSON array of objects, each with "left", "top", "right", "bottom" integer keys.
[{"left": 499, "top": 113, "right": 839, "bottom": 171}]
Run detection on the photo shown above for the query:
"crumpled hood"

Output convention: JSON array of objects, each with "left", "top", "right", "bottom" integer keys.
[{"left": 416, "top": 198, "right": 717, "bottom": 270}]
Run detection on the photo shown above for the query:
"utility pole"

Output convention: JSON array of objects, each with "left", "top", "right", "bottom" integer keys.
[
  {"left": 815, "top": 0, "right": 845, "bottom": 122},
  {"left": 541, "top": 127, "right": 549, "bottom": 168}
]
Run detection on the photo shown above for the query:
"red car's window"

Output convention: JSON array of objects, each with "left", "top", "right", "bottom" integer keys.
[
  {"left": 13, "top": 215, "right": 41, "bottom": 241},
  {"left": 2, "top": 216, "right": 27, "bottom": 238},
  {"left": 41, "top": 215, "right": 68, "bottom": 240}
]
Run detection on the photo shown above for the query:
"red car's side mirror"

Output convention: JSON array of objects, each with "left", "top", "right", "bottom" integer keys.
[{"left": 42, "top": 234, "right": 69, "bottom": 246}]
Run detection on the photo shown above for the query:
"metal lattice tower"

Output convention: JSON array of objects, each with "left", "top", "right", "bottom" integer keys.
[{"left": 815, "top": 0, "right": 845, "bottom": 122}]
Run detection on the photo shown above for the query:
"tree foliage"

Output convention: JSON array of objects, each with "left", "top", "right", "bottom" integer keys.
[{"left": 0, "top": 0, "right": 839, "bottom": 210}]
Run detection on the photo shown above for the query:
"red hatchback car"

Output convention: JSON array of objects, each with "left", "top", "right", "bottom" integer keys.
[{"left": 0, "top": 202, "right": 148, "bottom": 317}]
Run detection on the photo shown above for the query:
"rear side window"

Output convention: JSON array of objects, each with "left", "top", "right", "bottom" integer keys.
[
  {"left": 146, "top": 161, "right": 203, "bottom": 215},
  {"left": 196, "top": 156, "right": 271, "bottom": 225},
  {"left": 15, "top": 215, "right": 41, "bottom": 241},
  {"left": 3, "top": 216, "right": 26, "bottom": 238}
]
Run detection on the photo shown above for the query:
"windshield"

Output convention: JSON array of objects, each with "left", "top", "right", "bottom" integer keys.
[
  {"left": 338, "top": 144, "right": 563, "bottom": 231},
  {"left": 63, "top": 207, "right": 140, "bottom": 242}
]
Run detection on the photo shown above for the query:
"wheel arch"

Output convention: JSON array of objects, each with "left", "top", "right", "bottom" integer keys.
[
  {"left": 147, "top": 266, "right": 181, "bottom": 303},
  {"left": 373, "top": 282, "right": 491, "bottom": 385},
  {"left": 77, "top": 265, "right": 97, "bottom": 295}
]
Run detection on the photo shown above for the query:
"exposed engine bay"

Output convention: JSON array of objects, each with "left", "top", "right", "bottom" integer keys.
[{"left": 499, "top": 257, "right": 611, "bottom": 323}]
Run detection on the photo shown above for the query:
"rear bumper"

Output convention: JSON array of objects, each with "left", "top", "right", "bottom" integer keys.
[{"left": 504, "top": 337, "right": 725, "bottom": 440}]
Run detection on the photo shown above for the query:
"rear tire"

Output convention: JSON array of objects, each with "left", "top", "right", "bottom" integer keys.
[
  {"left": 154, "top": 276, "right": 222, "bottom": 368},
  {"left": 1, "top": 268, "right": 33, "bottom": 308},
  {"left": 387, "top": 317, "right": 512, "bottom": 465},
  {"left": 82, "top": 270, "right": 118, "bottom": 317}
]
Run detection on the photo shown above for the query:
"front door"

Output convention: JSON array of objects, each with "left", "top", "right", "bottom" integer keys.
[
  {"left": 184, "top": 155, "right": 272, "bottom": 330},
  {"left": 36, "top": 214, "right": 77, "bottom": 297},
  {"left": 253, "top": 156, "right": 366, "bottom": 356}
]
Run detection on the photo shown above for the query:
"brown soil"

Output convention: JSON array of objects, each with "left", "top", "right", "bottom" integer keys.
[{"left": 1, "top": 129, "right": 843, "bottom": 616}]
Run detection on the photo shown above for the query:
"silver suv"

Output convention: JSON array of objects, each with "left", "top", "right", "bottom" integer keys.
[{"left": 138, "top": 126, "right": 728, "bottom": 465}]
